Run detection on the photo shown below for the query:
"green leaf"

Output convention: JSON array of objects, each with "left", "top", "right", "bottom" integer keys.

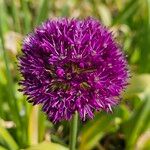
[
  {"left": 113, "top": 0, "right": 140, "bottom": 24},
  {"left": 79, "top": 106, "right": 127, "bottom": 150},
  {"left": 143, "top": 140, "right": 150, "bottom": 150},
  {"left": 123, "top": 74, "right": 150, "bottom": 99},
  {"left": 122, "top": 74, "right": 150, "bottom": 149},
  {"left": 138, "top": 0, "right": 150, "bottom": 72},
  {"left": 122, "top": 93, "right": 150, "bottom": 149},
  {"left": 21, "top": 0, "right": 31, "bottom": 33},
  {"left": 38, "top": 110, "right": 46, "bottom": 142},
  {"left": 0, "top": 123, "right": 19, "bottom": 150},
  {"left": 0, "top": 67, "right": 7, "bottom": 85},
  {"left": 25, "top": 141, "right": 68, "bottom": 150},
  {"left": 35, "top": 0, "right": 49, "bottom": 25},
  {"left": 0, "top": 2, "right": 22, "bottom": 142},
  {"left": 98, "top": 4, "right": 112, "bottom": 26},
  {"left": 135, "top": 131, "right": 150, "bottom": 150},
  {"left": 0, "top": 146, "right": 7, "bottom": 150},
  {"left": 11, "top": 0, "right": 21, "bottom": 32}
]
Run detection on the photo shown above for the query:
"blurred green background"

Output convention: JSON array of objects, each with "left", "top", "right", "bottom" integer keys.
[{"left": 0, "top": 0, "right": 150, "bottom": 150}]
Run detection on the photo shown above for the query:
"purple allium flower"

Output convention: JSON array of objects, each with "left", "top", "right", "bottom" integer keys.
[{"left": 19, "top": 18, "right": 129, "bottom": 123}]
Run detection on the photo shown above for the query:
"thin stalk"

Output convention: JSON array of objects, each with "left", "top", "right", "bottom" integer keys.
[
  {"left": 70, "top": 112, "right": 78, "bottom": 150},
  {"left": 28, "top": 106, "right": 39, "bottom": 145}
]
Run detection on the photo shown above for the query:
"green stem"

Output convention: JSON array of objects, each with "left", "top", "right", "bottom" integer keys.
[{"left": 70, "top": 112, "right": 78, "bottom": 150}]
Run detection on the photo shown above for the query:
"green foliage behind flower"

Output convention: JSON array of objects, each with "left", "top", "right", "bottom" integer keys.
[{"left": 0, "top": 0, "right": 150, "bottom": 149}]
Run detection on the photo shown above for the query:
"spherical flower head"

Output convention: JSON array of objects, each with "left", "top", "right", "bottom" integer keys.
[{"left": 19, "top": 18, "right": 129, "bottom": 123}]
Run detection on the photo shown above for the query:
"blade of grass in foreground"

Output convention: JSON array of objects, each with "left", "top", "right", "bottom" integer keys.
[
  {"left": 0, "top": 123, "right": 19, "bottom": 150},
  {"left": 0, "top": 2, "right": 23, "bottom": 145},
  {"left": 0, "top": 146, "right": 7, "bottom": 150},
  {"left": 0, "top": 1, "right": 21, "bottom": 126}
]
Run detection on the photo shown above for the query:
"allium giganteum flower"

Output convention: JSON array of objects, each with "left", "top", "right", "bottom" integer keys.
[{"left": 19, "top": 18, "right": 128, "bottom": 123}]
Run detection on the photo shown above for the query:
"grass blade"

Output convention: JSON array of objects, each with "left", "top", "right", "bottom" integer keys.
[
  {"left": 0, "top": 3, "right": 21, "bottom": 126},
  {"left": 0, "top": 146, "right": 7, "bottom": 150},
  {"left": 11, "top": 0, "right": 21, "bottom": 33},
  {"left": 38, "top": 110, "right": 46, "bottom": 142},
  {"left": 113, "top": 0, "right": 139, "bottom": 24},
  {"left": 35, "top": 0, "right": 49, "bottom": 26},
  {"left": 21, "top": 0, "right": 31, "bottom": 33},
  {"left": 122, "top": 97, "right": 150, "bottom": 149},
  {"left": 79, "top": 107, "right": 126, "bottom": 150},
  {"left": 0, "top": 123, "right": 19, "bottom": 150},
  {"left": 0, "top": 2, "right": 23, "bottom": 145}
]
